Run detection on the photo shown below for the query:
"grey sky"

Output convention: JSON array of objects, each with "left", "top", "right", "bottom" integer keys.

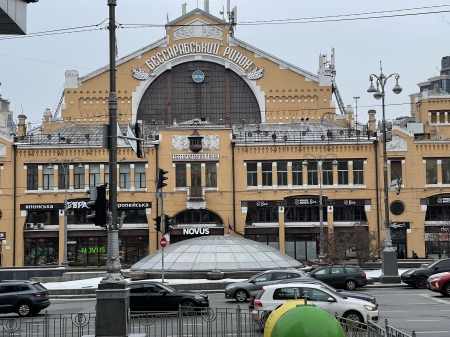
[{"left": 1, "top": 0, "right": 449, "bottom": 129}]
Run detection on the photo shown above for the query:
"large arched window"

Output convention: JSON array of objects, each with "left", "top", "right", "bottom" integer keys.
[{"left": 137, "top": 61, "right": 261, "bottom": 126}]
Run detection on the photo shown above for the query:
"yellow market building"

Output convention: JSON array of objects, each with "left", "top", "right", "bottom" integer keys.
[{"left": 1, "top": 8, "right": 450, "bottom": 267}]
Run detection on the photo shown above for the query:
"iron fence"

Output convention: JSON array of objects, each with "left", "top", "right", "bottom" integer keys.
[{"left": 0, "top": 307, "right": 415, "bottom": 337}]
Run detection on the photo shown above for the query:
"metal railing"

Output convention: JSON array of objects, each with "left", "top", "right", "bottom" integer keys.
[{"left": 0, "top": 307, "right": 415, "bottom": 337}]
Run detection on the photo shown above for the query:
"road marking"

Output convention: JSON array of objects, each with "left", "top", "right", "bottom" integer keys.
[
  {"left": 407, "top": 319, "right": 440, "bottom": 322},
  {"left": 420, "top": 294, "right": 450, "bottom": 304}
]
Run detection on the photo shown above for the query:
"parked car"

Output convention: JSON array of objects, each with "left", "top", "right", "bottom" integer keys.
[
  {"left": 129, "top": 281, "right": 209, "bottom": 314},
  {"left": 426, "top": 271, "right": 450, "bottom": 296},
  {"left": 0, "top": 280, "right": 50, "bottom": 316},
  {"left": 251, "top": 282, "right": 378, "bottom": 325},
  {"left": 225, "top": 269, "right": 311, "bottom": 302},
  {"left": 248, "top": 279, "right": 377, "bottom": 309},
  {"left": 308, "top": 265, "right": 368, "bottom": 290},
  {"left": 401, "top": 258, "right": 450, "bottom": 289}
]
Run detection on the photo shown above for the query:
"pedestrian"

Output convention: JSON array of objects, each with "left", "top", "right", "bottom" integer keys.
[
  {"left": 399, "top": 249, "right": 404, "bottom": 259},
  {"left": 412, "top": 250, "right": 418, "bottom": 259}
]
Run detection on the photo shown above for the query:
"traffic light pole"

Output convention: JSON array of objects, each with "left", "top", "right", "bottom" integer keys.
[
  {"left": 95, "top": 1, "right": 132, "bottom": 336},
  {"left": 161, "top": 197, "right": 165, "bottom": 284}
]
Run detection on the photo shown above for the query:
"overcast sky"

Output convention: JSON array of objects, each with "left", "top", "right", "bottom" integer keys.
[{"left": 1, "top": 0, "right": 449, "bottom": 129}]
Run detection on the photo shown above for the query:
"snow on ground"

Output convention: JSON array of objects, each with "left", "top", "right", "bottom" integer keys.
[{"left": 42, "top": 269, "right": 409, "bottom": 290}]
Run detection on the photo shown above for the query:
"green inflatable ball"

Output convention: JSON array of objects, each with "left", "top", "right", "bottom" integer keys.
[{"left": 265, "top": 301, "right": 345, "bottom": 337}]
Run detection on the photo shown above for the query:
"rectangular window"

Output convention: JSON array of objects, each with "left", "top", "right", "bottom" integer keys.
[
  {"left": 104, "top": 165, "right": 109, "bottom": 186},
  {"left": 27, "top": 165, "right": 38, "bottom": 190},
  {"left": 306, "top": 161, "right": 318, "bottom": 185},
  {"left": 74, "top": 165, "right": 85, "bottom": 189},
  {"left": 135, "top": 163, "right": 146, "bottom": 188},
  {"left": 262, "top": 162, "right": 272, "bottom": 186},
  {"left": 322, "top": 161, "right": 333, "bottom": 186},
  {"left": 277, "top": 162, "right": 288, "bottom": 186},
  {"left": 119, "top": 164, "right": 131, "bottom": 189},
  {"left": 175, "top": 163, "right": 186, "bottom": 188},
  {"left": 89, "top": 164, "right": 100, "bottom": 188},
  {"left": 426, "top": 159, "right": 437, "bottom": 184},
  {"left": 58, "top": 165, "right": 66, "bottom": 190},
  {"left": 292, "top": 161, "right": 303, "bottom": 186},
  {"left": 337, "top": 161, "right": 348, "bottom": 185},
  {"left": 205, "top": 163, "right": 217, "bottom": 188},
  {"left": 43, "top": 166, "right": 54, "bottom": 190},
  {"left": 246, "top": 163, "right": 257, "bottom": 187},
  {"left": 390, "top": 160, "right": 402, "bottom": 185},
  {"left": 353, "top": 160, "right": 364, "bottom": 185},
  {"left": 442, "top": 159, "right": 450, "bottom": 184}
]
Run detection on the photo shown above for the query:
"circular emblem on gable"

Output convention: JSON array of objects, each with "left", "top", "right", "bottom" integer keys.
[{"left": 192, "top": 70, "right": 205, "bottom": 83}]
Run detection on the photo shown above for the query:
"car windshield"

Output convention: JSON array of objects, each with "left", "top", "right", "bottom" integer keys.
[
  {"left": 318, "top": 285, "right": 345, "bottom": 299},
  {"left": 158, "top": 283, "right": 176, "bottom": 293}
]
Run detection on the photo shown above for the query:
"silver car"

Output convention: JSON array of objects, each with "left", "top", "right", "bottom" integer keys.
[{"left": 224, "top": 269, "right": 311, "bottom": 302}]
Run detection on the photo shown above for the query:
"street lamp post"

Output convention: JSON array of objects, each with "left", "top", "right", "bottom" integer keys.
[
  {"left": 48, "top": 157, "right": 83, "bottom": 266},
  {"left": 303, "top": 154, "right": 337, "bottom": 261},
  {"left": 367, "top": 62, "right": 402, "bottom": 283}
]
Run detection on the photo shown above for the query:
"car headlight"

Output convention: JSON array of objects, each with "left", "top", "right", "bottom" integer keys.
[
  {"left": 429, "top": 277, "right": 440, "bottom": 282},
  {"left": 402, "top": 270, "right": 413, "bottom": 275},
  {"left": 364, "top": 305, "right": 377, "bottom": 311},
  {"left": 195, "top": 296, "right": 206, "bottom": 302}
]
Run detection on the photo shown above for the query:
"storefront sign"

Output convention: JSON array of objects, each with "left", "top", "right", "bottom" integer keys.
[
  {"left": 21, "top": 201, "right": 151, "bottom": 211},
  {"left": 20, "top": 203, "right": 63, "bottom": 210},
  {"left": 0, "top": 232, "right": 5, "bottom": 240},
  {"left": 183, "top": 227, "right": 210, "bottom": 235},
  {"left": 245, "top": 201, "right": 278, "bottom": 207},
  {"left": 291, "top": 198, "right": 318, "bottom": 206},
  {"left": 329, "top": 199, "right": 369, "bottom": 206},
  {"left": 426, "top": 195, "right": 450, "bottom": 205}
]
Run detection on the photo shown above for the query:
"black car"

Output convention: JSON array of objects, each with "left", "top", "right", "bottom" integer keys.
[
  {"left": 129, "top": 281, "right": 209, "bottom": 314},
  {"left": 308, "top": 265, "right": 368, "bottom": 290},
  {"left": 248, "top": 279, "right": 377, "bottom": 309},
  {"left": 401, "top": 258, "right": 450, "bottom": 289},
  {"left": 0, "top": 280, "right": 50, "bottom": 316}
]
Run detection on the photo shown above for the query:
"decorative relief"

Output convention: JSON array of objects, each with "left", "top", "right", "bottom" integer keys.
[
  {"left": 173, "top": 26, "right": 195, "bottom": 40},
  {"left": 246, "top": 67, "right": 264, "bottom": 80},
  {"left": 173, "top": 19, "right": 223, "bottom": 41},
  {"left": 387, "top": 135, "right": 407, "bottom": 151},
  {"left": 172, "top": 135, "right": 219, "bottom": 150},
  {"left": 202, "top": 26, "right": 223, "bottom": 39},
  {"left": 132, "top": 67, "right": 150, "bottom": 81}
]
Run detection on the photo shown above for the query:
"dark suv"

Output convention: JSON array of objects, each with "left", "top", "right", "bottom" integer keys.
[
  {"left": 401, "top": 258, "right": 450, "bottom": 289},
  {"left": 308, "top": 265, "right": 368, "bottom": 290},
  {"left": 0, "top": 281, "right": 50, "bottom": 316}
]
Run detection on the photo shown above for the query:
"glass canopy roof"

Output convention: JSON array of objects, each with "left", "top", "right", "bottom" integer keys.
[{"left": 131, "top": 235, "right": 302, "bottom": 271}]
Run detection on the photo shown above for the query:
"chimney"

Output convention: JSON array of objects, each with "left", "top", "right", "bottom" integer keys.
[
  {"left": 17, "top": 114, "right": 27, "bottom": 137},
  {"left": 368, "top": 110, "right": 377, "bottom": 133},
  {"left": 43, "top": 108, "right": 52, "bottom": 123}
]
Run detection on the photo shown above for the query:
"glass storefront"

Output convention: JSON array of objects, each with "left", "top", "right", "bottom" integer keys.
[{"left": 24, "top": 238, "right": 58, "bottom": 266}]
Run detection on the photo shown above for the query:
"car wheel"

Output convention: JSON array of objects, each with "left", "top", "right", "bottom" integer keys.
[
  {"left": 17, "top": 302, "right": 32, "bottom": 317},
  {"left": 260, "top": 311, "right": 271, "bottom": 325},
  {"left": 442, "top": 283, "right": 450, "bottom": 297},
  {"left": 343, "top": 310, "right": 363, "bottom": 323},
  {"left": 414, "top": 276, "right": 428, "bottom": 289},
  {"left": 234, "top": 289, "right": 248, "bottom": 302},
  {"left": 180, "top": 300, "right": 196, "bottom": 315},
  {"left": 345, "top": 280, "right": 357, "bottom": 291}
]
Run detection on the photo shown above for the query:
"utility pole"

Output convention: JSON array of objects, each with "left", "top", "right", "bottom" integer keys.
[{"left": 95, "top": 1, "right": 133, "bottom": 336}]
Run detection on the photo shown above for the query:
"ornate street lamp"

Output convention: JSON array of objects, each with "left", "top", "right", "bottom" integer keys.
[
  {"left": 303, "top": 154, "right": 338, "bottom": 260},
  {"left": 367, "top": 62, "right": 402, "bottom": 283}
]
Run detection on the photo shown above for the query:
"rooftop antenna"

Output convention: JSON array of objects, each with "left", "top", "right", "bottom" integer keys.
[
  {"left": 0, "top": 82, "right": 2, "bottom": 98},
  {"left": 354, "top": 96, "right": 360, "bottom": 135},
  {"left": 182, "top": 3, "right": 186, "bottom": 15},
  {"left": 227, "top": 1, "right": 237, "bottom": 37},
  {"left": 219, "top": 5, "right": 225, "bottom": 20},
  {"left": 204, "top": 0, "right": 209, "bottom": 13}
]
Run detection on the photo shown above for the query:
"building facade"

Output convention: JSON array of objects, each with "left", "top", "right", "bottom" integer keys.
[{"left": 1, "top": 8, "right": 450, "bottom": 267}]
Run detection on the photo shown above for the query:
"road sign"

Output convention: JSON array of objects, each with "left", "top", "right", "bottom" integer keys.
[{"left": 160, "top": 237, "right": 167, "bottom": 248}]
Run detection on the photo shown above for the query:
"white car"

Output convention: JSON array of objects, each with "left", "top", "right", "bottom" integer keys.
[{"left": 251, "top": 282, "right": 378, "bottom": 324}]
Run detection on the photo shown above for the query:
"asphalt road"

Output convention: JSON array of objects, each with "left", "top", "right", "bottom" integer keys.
[{"left": 3, "top": 287, "right": 450, "bottom": 335}]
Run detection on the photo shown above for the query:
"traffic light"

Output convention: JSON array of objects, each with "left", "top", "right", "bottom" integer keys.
[
  {"left": 153, "top": 216, "right": 162, "bottom": 232},
  {"left": 135, "top": 120, "right": 146, "bottom": 158},
  {"left": 156, "top": 168, "right": 168, "bottom": 189},
  {"left": 165, "top": 215, "right": 174, "bottom": 233},
  {"left": 385, "top": 121, "right": 393, "bottom": 142},
  {"left": 86, "top": 185, "right": 107, "bottom": 227}
]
